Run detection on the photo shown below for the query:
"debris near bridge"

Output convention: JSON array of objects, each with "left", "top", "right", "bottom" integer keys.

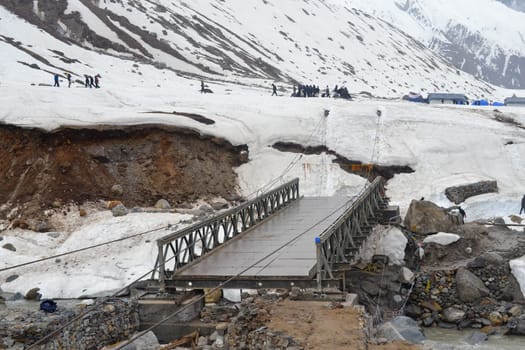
[
  {"left": 0, "top": 297, "right": 138, "bottom": 349},
  {"left": 164, "top": 292, "right": 421, "bottom": 350},
  {"left": 400, "top": 199, "right": 525, "bottom": 337}
]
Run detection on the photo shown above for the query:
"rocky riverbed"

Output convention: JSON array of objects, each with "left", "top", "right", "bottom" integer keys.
[{"left": 347, "top": 198, "right": 525, "bottom": 346}]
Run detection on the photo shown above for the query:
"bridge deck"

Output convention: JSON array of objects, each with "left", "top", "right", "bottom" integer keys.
[{"left": 173, "top": 197, "right": 351, "bottom": 282}]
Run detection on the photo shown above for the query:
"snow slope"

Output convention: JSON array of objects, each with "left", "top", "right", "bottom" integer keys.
[
  {"left": 0, "top": 0, "right": 502, "bottom": 98},
  {"left": 1, "top": 1, "right": 525, "bottom": 299},
  {"left": 353, "top": 0, "right": 525, "bottom": 89},
  {"left": 1, "top": 79, "right": 525, "bottom": 297}
]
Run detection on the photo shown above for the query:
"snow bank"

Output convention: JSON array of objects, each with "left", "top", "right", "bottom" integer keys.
[
  {"left": 423, "top": 233, "right": 461, "bottom": 246},
  {"left": 359, "top": 226, "right": 407, "bottom": 266},
  {"left": 0, "top": 213, "right": 190, "bottom": 298},
  {"left": 510, "top": 256, "right": 525, "bottom": 298}
]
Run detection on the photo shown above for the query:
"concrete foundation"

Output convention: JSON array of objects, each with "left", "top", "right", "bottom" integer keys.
[{"left": 138, "top": 293, "right": 207, "bottom": 343}]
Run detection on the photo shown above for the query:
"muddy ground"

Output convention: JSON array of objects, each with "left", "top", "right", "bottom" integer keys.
[
  {"left": 0, "top": 124, "right": 248, "bottom": 224},
  {"left": 267, "top": 300, "right": 421, "bottom": 350}
]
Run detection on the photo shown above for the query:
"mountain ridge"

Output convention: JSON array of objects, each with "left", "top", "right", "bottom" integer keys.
[{"left": 1, "top": 0, "right": 520, "bottom": 97}]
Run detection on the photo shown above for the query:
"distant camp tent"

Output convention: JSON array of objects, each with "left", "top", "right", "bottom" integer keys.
[
  {"left": 427, "top": 93, "right": 468, "bottom": 105},
  {"left": 472, "top": 99, "right": 489, "bottom": 106},
  {"left": 492, "top": 101, "right": 504, "bottom": 107},
  {"left": 504, "top": 96, "right": 525, "bottom": 106},
  {"left": 402, "top": 92, "right": 427, "bottom": 103}
]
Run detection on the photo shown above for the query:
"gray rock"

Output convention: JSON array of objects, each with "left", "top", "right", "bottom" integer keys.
[
  {"left": 502, "top": 274, "right": 525, "bottom": 302},
  {"left": 209, "top": 331, "right": 218, "bottom": 342},
  {"left": 361, "top": 280, "right": 380, "bottom": 296},
  {"left": 121, "top": 331, "right": 160, "bottom": 350},
  {"left": 111, "top": 184, "right": 124, "bottom": 196},
  {"left": 464, "top": 331, "right": 488, "bottom": 345},
  {"left": 478, "top": 318, "right": 492, "bottom": 327},
  {"left": 509, "top": 305, "right": 522, "bottom": 317},
  {"left": 154, "top": 199, "right": 171, "bottom": 210},
  {"left": 6, "top": 275, "right": 19, "bottom": 283},
  {"left": 399, "top": 267, "right": 415, "bottom": 284},
  {"left": 2, "top": 243, "right": 16, "bottom": 252},
  {"left": 480, "top": 252, "right": 505, "bottom": 265},
  {"left": 445, "top": 181, "right": 497, "bottom": 204},
  {"left": 377, "top": 316, "right": 425, "bottom": 344},
  {"left": 209, "top": 198, "right": 229, "bottom": 211},
  {"left": 405, "top": 304, "right": 423, "bottom": 318},
  {"left": 47, "top": 232, "right": 60, "bottom": 239},
  {"left": 197, "top": 336, "right": 209, "bottom": 346},
  {"left": 112, "top": 204, "right": 129, "bottom": 217},
  {"left": 199, "top": 203, "right": 214, "bottom": 214},
  {"left": 404, "top": 200, "right": 458, "bottom": 235},
  {"left": 456, "top": 268, "right": 489, "bottom": 302},
  {"left": 11, "top": 292, "right": 24, "bottom": 301},
  {"left": 32, "top": 221, "right": 51, "bottom": 233},
  {"left": 438, "top": 321, "right": 457, "bottom": 329},
  {"left": 458, "top": 319, "right": 472, "bottom": 329},
  {"left": 392, "top": 294, "right": 404, "bottom": 308},
  {"left": 25, "top": 288, "right": 41, "bottom": 301},
  {"left": 467, "top": 256, "right": 487, "bottom": 269},
  {"left": 494, "top": 217, "right": 508, "bottom": 228},
  {"left": 442, "top": 307, "right": 465, "bottom": 323}
]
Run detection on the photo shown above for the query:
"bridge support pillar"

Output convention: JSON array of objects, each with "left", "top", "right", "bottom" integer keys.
[{"left": 138, "top": 293, "right": 208, "bottom": 343}]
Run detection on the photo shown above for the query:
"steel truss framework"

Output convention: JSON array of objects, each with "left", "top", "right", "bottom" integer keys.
[
  {"left": 153, "top": 178, "right": 300, "bottom": 291},
  {"left": 316, "top": 177, "right": 387, "bottom": 289}
]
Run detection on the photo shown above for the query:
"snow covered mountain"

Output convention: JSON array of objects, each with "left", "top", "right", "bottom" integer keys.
[
  {"left": 0, "top": 0, "right": 505, "bottom": 98},
  {"left": 497, "top": 0, "right": 525, "bottom": 12},
  {"left": 355, "top": 0, "right": 525, "bottom": 89}
]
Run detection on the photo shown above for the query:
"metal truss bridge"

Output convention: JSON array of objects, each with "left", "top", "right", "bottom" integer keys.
[{"left": 150, "top": 177, "right": 394, "bottom": 291}]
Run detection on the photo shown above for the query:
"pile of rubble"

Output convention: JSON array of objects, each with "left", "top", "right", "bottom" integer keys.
[{"left": 0, "top": 297, "right": 138, "bottom": 349}]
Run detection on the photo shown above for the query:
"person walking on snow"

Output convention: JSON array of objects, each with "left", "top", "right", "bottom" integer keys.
[
  {"left": 94, "top": 74, "right": 101, "bottom": 88},
  {"left": 53, "top": 74, "right": 60, "bottom": 87},
  {"left": 65, "top": 73, "right": 72, "bottom": 88},
  {"left": 520, "top": 195, "right": 525, "bottom": 214},
  {"left": 272, "top": 83, "right": 277, "bottom": 96},
  {"left": 458, "top": 207, "right": 466, "bottom": 224}
]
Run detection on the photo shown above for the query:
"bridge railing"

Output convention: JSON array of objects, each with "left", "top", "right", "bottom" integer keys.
[
  {"left": 153, "top": 178, "right": 300, "bottom": 291},
  {"left": 315, "top": 177, "right": 386, "bottom": 290}
]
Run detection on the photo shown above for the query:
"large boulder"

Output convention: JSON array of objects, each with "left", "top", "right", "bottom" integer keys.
[
  {"left": 359, "top": 226, "right": 407, "bottom": 265},
  {"left": 502, "top": 274, "right": 525, "bottom": 303},
  {"left": 404, "top": 200, "right": 458, "bottom": 235},
  {"left": 464, "top": 331, "right": 488, "bottom": 345},
  {"left": 399, "top": 267, "right": 415, "bottom": 284},
  {"left": 456, "top": 268, "right": 489, "bottom": 302},
  {"left": 509, "top": 316, "right": 525, "bottom": 336},
  {"left": 442, "top": 307, "right": 465, "bottom": 323},
  {"left": 376, "top": 316, "right": 425, "bottom": 344},
  {"left": 445, "top": 180, "right": 498, "bottom": 204},
  {"left": 154, "top": 199, "right": 171, "bottom": 210},
  {"left": 111, "top": 204, "right": 129, "bottom": 217}
]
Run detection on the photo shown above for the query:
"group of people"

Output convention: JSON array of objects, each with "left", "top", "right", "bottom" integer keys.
[
  {"left": 270, "top": 83, "right": 352, "bottom": 100},
  {"left": 84, "top": 74, "right": 101, "bottom": 88},
  {"left": 53, "top": 73, "right": 101, "bottom": 88},
  {"left": 291, "top": 84, "right": 321, "bottom": 98}
]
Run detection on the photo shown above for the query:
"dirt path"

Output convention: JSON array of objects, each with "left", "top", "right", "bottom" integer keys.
[{"left": 266, "top": 300, "right": 421, "bottom": 350}]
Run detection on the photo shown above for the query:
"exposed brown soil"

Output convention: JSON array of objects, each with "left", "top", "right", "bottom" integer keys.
[
  {"left": 267, "top": 300, "right": 421, "bottom": 350},
  {"left": 272, "top": 141, "right": 414, "bottom": 180},
  {"left": 0, "top": 124, "right": 247, "bottom": 222}
]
